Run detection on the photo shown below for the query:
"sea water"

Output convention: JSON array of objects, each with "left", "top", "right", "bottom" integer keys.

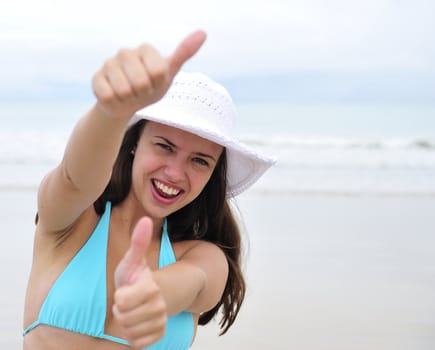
[{"left": 1, "top": 100, "right": 435, "bottom": 195}]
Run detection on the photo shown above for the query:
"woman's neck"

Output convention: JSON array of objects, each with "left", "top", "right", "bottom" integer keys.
[{"left": 112, "top": 195, "right": 165, "bottom": 240}]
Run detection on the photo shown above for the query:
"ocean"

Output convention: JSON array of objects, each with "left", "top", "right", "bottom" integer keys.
[{"left": 1, "top": 101, "right": 434, "bottom": 195}]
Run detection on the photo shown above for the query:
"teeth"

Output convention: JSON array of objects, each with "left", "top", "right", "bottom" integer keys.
[{"left": 154, "top": 180, "right": 180, "bottom": 196}]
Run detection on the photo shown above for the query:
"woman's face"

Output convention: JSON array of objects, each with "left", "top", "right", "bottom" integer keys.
[{"left": 131, "top": 121, "right": 223, "bottom": 219}]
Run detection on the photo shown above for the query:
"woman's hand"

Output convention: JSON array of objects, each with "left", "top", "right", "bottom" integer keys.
[
  {"left": 93, "top": 30, "right": 206, "bottom": 120},
  {"left": 113, "top": 217, "right": 166, "bottom": 349}
]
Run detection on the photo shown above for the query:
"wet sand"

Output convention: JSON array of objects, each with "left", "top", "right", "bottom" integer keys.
[{"left": 2, "top": 189, "right": 435, "bottom": 349}]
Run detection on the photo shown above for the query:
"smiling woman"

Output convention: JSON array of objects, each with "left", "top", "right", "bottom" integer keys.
[
  {"left": 128, "top": 121, "right": 224, "bottom": 215},
  {"left": 21, "top": 31, "right": 275, "bottom": 350}
]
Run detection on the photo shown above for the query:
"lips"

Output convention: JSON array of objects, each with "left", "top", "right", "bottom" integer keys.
[{"left": 151, "top": 179, "right": 183, "bottom": 200}]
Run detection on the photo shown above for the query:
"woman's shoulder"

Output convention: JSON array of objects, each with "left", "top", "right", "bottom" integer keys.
[{"left": 173, "top": 239, "right": 227, "bottom": 263}]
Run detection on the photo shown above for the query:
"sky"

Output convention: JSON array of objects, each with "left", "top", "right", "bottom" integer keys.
[{"left": 1, "top": 0, "right": 434, "bottom": 103}]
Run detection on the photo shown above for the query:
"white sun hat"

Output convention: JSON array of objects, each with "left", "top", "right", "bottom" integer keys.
[{"left": 130, "top": 71, "right": 276, "bottom": 196}]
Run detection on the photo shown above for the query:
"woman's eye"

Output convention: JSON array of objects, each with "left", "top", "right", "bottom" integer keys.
[
  {"left": 193, "top": 158, "right": 209, "bottom": 167},
  {"left": 157, "top": 143, "right": 173, "bottom": 152}
]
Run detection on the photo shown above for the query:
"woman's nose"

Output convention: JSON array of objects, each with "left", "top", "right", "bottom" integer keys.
[{"left": 163, "top": 157, "right": 186, "bottom": 182}]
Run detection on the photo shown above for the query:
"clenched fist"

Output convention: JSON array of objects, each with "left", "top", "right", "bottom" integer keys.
[
  {"left": 113, "top": 217, "right": 166, "bottom": 349},
  {"left": 92, "top": 30, "right": 206, "bottom": 120}
]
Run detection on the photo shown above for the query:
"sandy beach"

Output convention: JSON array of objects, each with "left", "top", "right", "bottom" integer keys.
[{"left": 2, "top": 188, "right": 435, "bottom": 350}]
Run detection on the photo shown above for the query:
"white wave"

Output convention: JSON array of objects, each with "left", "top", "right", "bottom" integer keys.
[
  {"left": 0, "top": 130, "right": 66, "bottom": 164},
  {"left": 2, "top": 130, "right": 435, "bottom": 194},
  {"left": 241, "top": 134, "right": 435, "bottom": 151},
  {"left": 1, "top": 130, "right": 434, "bottom": 164}
]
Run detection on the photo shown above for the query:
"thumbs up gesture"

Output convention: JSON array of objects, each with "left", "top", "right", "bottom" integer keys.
[
  {"left": 113, "top": 217, "right": 167, "bottom": 349},
  {"left": 93, "top": 30, "right": 207, "bottom": 120}
]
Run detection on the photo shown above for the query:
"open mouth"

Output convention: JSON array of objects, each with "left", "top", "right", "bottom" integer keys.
[{"left": 152, "top": 179, "right": 183, "bottom": 199}]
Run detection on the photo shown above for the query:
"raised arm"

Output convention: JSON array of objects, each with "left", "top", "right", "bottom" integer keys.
[{"left": 37, "top": 31, "right": 207, "bottom": 234}]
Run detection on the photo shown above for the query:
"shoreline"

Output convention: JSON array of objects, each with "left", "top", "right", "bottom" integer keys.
[{"left": 2, "top": 185, "right": 435, "bottom": 198}]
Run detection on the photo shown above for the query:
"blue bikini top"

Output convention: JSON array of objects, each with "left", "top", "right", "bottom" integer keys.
[{"left": 23, "top": 202, "right": 194, "bottom": 349}]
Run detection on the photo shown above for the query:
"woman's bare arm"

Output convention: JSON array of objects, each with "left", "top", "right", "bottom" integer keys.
[
  {"left": 37, "top": 31, "right": 207, "bottom": 234},
  {"left": 37, "top": 106, "right": 130, "bottom": 233}
]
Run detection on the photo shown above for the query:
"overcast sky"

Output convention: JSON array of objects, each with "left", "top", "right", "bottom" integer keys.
[{"left": 1, "top": 0, "right": 434, "bottom": 102}]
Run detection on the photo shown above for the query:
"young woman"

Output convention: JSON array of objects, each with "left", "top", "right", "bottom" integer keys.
[{"left": 22, "top": 30, "right": 275, "bottom": 350}]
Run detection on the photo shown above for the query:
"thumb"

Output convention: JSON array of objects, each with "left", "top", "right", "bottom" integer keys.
[
  {"left": 115, "top": 217, "right": 153, "bottom": 287},
  {"left": 167, "top": 30, "right": 207, "bottom": 78}
]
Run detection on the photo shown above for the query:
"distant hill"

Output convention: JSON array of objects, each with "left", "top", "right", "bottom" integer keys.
[
  {"left": 2, "top": 71, "right": 434, "bottom": 105},
  {"left": 222, "top": 71, "right": 435, "bottom": 105}
]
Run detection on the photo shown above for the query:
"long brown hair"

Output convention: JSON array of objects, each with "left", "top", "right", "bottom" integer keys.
[{"left": 94, "top": 120, "right": 245, "bottom": 334}]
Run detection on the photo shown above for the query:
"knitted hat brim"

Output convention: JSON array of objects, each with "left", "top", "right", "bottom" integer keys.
[{"left": 131, "top": 104, "right": 276, "bottom": 196}]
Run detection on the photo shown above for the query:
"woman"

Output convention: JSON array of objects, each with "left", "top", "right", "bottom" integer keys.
[{"left": 22, "top": 30, "right": 275, "bottom": 350}]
